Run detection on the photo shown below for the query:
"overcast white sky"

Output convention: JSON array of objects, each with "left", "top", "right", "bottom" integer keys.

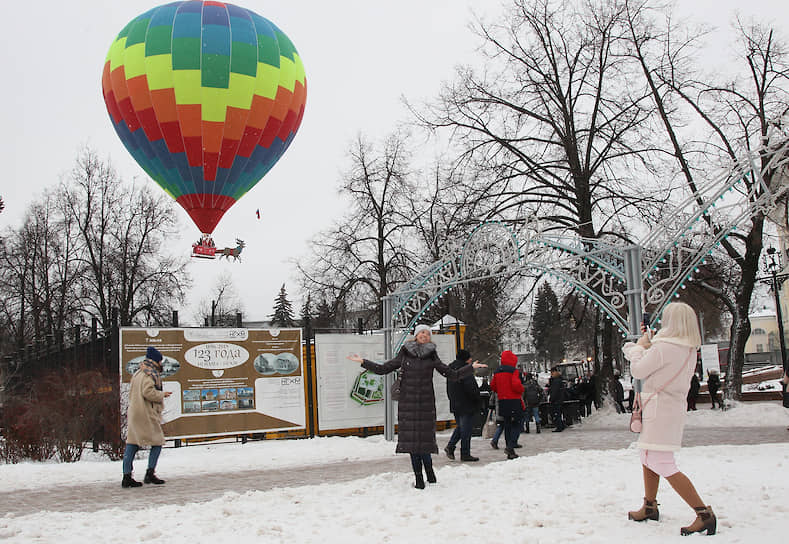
[{"left": 1, "top": 0, "right": 788, "bottom": 323}]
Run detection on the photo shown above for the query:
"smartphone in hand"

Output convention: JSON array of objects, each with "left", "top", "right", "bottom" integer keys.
[{"left": 642, "top": 312, "right": 652, "bottom": 339}]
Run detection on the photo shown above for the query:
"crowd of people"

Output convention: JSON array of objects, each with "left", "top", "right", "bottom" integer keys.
[
  {"left": 125, "top": 307, "right": 738, "bottom": 535},
  {"left": 124, "top": 302, "right": 758, "bottom": 538},
  {"left": 483, "top": 364, "right": 598, "bottom": 450}
]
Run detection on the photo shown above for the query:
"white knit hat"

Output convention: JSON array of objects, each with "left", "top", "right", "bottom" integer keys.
[{"left": 413, "top": 324, "right": 431, "bottom": 336}]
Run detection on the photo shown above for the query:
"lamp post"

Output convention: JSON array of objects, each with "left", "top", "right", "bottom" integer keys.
[{"left": 761, "top": 247, "right": 789, "bottom": 375}]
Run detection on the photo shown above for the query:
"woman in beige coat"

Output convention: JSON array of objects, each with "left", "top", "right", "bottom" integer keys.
[
  {"left": 122, "top": 346, "right": 172, "bottom": 488},
  {"left": 622, "top": 302, "right": 716, "bottom": 536}
]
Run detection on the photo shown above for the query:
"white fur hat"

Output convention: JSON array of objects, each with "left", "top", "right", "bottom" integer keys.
[{"left": 413, "top": 324, "right": 431, "bottom": 336}]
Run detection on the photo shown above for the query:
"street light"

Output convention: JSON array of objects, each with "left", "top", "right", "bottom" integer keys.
[{"left": 760, "top": 247, "right": 789, "bottom": 375}]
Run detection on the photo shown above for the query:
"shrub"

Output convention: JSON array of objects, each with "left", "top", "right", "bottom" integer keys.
[{"left": 1, "top": 367, "right": 122, "bottom": 463}]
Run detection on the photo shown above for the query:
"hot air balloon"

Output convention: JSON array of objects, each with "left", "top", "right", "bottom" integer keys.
[{"left": 101, "top": 1, "right": 306, "bottom": 257}]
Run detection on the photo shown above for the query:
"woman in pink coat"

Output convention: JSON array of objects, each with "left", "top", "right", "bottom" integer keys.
[{"left": 622, "top": 302, "right": 716, "bottom": 536}]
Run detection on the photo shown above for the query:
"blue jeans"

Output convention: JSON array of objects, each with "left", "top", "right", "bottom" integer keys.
[
  {"left": 122, "top": 443, "right": 162, "bottom": 475},
  {"left": 446, "top": 413, "right": 474, "bottom": 455},
  {"left": 525, "top": 406, "right": 541, "bottom": 424},
  {"left": 504, "top": 412, "right": 523, "bottom": 449},
  {"left": 492, "top": 422, "right": 504, "bottom": 444}
]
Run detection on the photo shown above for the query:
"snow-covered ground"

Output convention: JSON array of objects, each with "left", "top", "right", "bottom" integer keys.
[{"left": 1, "top": 402, "right": 788, "bottom": 543}]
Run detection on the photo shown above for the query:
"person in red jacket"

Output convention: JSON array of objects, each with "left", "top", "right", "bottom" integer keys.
[{"left": 490, "top": 350, "right": 524, "bottom": 459}]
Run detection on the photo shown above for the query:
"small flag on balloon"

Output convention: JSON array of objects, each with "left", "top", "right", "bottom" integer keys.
[{"left": 256, "top": 209, "right": 260, "bottom": 219}]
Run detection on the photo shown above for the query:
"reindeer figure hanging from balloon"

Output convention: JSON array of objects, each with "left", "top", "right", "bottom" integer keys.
[{"left": 220, "top": 239, "right": 245, "bottom": 262}]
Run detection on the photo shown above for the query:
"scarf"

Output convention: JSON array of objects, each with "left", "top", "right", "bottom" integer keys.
[
  {"left": 140, "top": 357, "right": 163, "bottom": 391},
  {"left": 403, "top": 340, "right": 437, "bottom": 359}
]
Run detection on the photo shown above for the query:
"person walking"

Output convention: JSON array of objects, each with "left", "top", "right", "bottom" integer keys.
[
  {"left": 623, "top": 302, "right": 716, "bottom": 536},
  {"left": 687, "top": 374, "right": 700, "bottom": 411},
  {"left": 548, "top": 367, "right": 566, "bottom": 432},
  {"left": 347, "top": 325, "right": 487, "bottom": 489},
  {"left": 522, "top": 372, "right": 543, "bottom": 433},
  {"left": 782, "top": 371, "right": 789, "bottom": 430},
  {"left": 612, "top": 371, "right": 627, "bottom": 413},
  {"left": 583, "top": 370, "right": 597, "bottom": 414},
  {"left": 576, "top": 375, "right": 591, "bottom": 417},
  {"left": 490, "top": 350, "right": 524, "bottom": 459},
  {"left": 444, "top": 349, "right": 482, "bottom": 462},
  {"left": 707, "top": 369, "right": 722, "bottom": 409},
  {"left": 588, "top": 370, "right": 599, "bottom": 410},
  {"left": 122, "top": 346, "right": 172, "bottom": 488},
  {"left": 488, "top": 390, "right": 507, "bottom": 449}
]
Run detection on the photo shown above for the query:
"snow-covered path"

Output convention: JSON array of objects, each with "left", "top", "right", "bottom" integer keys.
[{"left": 1, "top": 402, "right": 787, "bottom": 543}]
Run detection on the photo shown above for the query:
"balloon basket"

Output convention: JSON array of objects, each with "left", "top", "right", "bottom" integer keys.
[{"left": 191, "top": 243, "right": 217, "bottom": 259}]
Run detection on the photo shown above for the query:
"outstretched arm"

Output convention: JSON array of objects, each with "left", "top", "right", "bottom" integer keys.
[
  {"left": 436, "top": 358, "right": 487, "bottom": 381},
  {"left": 347, "top": 351, "right": 404, "bottom": 374}
]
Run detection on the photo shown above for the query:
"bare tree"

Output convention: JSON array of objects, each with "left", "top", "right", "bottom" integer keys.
[
  {"left": 624, "top": 0, "right": 789, "bottom": 398},
  {"left": 0, "top": 192, "right": 84, "bottom": 349},
  {"left": 405, "top": 158, "right": 535, "bottom": 362},
  {"left": 412, "top": 0, "right": 671, "bottom": 394},
  {"left": 298, "top": 132, "right": 418, "bottom": 328},
  {"left": 414, "top": 0, "right": 666, "bottom": 239},
  {"left": 194, "top": 272, "right": 244, "bottom": 327},
  {"left": 59, "top": 149, "right": 190, "bottom": 327}
]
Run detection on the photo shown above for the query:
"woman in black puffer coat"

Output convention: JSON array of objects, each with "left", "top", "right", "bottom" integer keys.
[{"left": 347, "top": 324, "right": 487, "bottom": 489}]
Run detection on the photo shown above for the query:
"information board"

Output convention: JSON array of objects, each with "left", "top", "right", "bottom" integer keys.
[
  {"left": 120, "top": 327, "right": 305, "bottom": 439},
  {"left": 315, "top": 334, "right": 456, "bottom": 432},
  {"left": 700, "top": 343, "right": 721, "bottom": 376}
]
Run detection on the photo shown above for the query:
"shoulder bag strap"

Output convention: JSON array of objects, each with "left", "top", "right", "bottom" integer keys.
[{"left": 641, "top": 347, "right": 695, "bottom": 408}]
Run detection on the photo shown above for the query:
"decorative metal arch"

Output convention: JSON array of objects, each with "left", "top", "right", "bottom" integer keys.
[
  {"left": 386, "top": 134, "right": 789, "bottom": 350},
  {"left": 377, "top": 129, "right": 789, "bottom": 440}
]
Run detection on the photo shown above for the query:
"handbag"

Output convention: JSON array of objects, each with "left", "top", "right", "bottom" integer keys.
[
  {"left": 630, "top": 393, "right": 643, "bottom": 433},
  {"left": 483, "top": 412, "right": 497, "bottom": 439},
  {"left": 391, "top": 375, "right": 401, "bottom": 401},
  {"left": 629, "top": 354, "right": 692, "bottom": 433}
]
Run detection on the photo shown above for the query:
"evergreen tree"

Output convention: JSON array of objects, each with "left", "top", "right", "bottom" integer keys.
[
  {"left": 299, "top": 294, "right": 312, "bottom": 328},
  {"left": 270, "top": 284, "right": 295, "bottom": 327},
  {"left": 531, "top": 282, "right": 565, "bottom": 367},
  {"left": 314, "top": 299, "right": 334, "bottom": 329}
]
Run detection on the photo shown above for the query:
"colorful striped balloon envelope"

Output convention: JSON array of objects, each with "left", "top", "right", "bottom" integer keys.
[{"left": 101, "top": 1, "right": 307, "bottom": 234}]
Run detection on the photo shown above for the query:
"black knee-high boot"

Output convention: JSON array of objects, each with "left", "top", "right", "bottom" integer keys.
[
  {"left": 410, "top": 453, "right": 425, "bottom": 489},
  {"left": 422, "top": 453, "right": 436, "bottom": 483}
]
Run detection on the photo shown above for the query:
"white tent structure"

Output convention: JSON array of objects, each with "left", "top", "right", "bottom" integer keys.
[{"left": 431, "top": 314, "right": 464, "bottom": 330}]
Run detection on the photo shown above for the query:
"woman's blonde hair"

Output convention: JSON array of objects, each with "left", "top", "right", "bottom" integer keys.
[{"left": 653, "top": 302, "right": 701, "bottom": 348}]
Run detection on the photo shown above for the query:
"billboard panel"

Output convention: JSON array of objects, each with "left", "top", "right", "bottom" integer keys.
[
  {"left": 315, "top": 334, "right": 456, "bottom": 432},
  {"left": 120, "top": 327, "right": 305, "bottom": 439}
]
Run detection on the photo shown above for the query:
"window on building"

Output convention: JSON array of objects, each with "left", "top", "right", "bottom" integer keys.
[
  {"left": 756, "top": 344, "right": 764, "bottom": 352},
  {"left": 753, "top": 328, "right": 767, "bottom": 335}
]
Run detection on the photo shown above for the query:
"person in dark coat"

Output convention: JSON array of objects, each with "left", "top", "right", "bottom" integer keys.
[
  {"left": 522, "top": 372, "right": 543, "bottom": 433},
  {"left": 707, "top": 369, "right": 722, "bottom": 409},
  {"left": 587, "top": 370, "right": 599, "bottom": 410},
  {"left": 548, "top": 367, "right": 566, "bottom": 432},
  {"left": 479, "top": 377, "right": 492, "bottom": 423},
  {"left": 687, "top": 374, "right": 700, "bottom": 411},
  {"left": 575, "top": 375, "right": 590, "bottom": 417},
  {"left": 347, "top": 324, "right": 487, "bottom": 489},
  {"left": 490, "top": 350, "right": 524, "bottom": 459},
  {"left": 627, "top": 376, "right": 637, "bottom": 412},
  {"left": 444, "top": 349, "right": 482, "bottom": 461},
  {"left": 612, "top": 371, "right": 627, "bottom": 413},
  {"left": 782, "top": 371, "right": 789, "bottom": 430}
]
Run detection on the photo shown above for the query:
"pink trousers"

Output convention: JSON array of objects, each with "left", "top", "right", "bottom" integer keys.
[{"left": 640, "top": 449, "right": 679, "bottom": 478}]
